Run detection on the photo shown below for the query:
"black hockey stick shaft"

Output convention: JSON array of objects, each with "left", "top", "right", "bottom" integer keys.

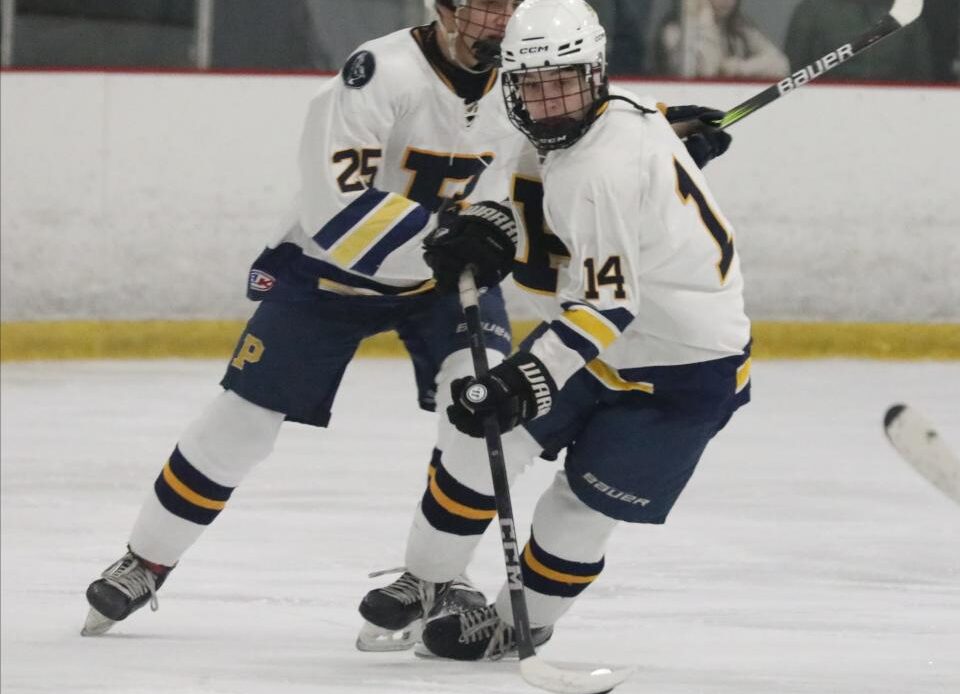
[
  {"left": 457, "top": 269, "right": 537, "bottom": 662},
  {"left": 718, "top": 0, "right": 924, "bottom": 128}
]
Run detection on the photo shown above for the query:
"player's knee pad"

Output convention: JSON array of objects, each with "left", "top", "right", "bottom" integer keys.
[
  {"left": 434, "top": 349, "right": 537, "bottom": 486},
  {"left": 532, "top": 471, "right": 618, "bottom": 562},
  {"left": 434, "top": 422, "right": 540, "bottom": 494},
  {"left": 178, "top": 390, "right": 285, "bottom": 486}
]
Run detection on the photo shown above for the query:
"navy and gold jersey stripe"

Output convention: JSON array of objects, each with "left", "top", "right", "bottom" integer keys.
[
  {"left": 521, "top": 534, "right": 604, "bottom": 598},
  {"left": 595, "top": 306, "right": 633, "bottom": 332},
  {"left": 313, "top": 188, "right": 389, "bottom": 248},
  {"left": 306, "top": 252, "right": 435, "bottom": 296},
  {"left": 153, "top": 447, "right": 234, "bottom": 526},
  {"left": 549, "top": 303, "right": 632, "bottom": 363},
  {"left": 550, "top": 320, "right": 602, "bottom": 363},
  {"left": 313, "top": 189, "right": 430, "bottom": 275},
  {"left": 420, "top": 450, "right": 497, "bottom": 536},
  {"left": 585, "top": 359, "right": 655, "bottom": 393},
  {"left": 736, "top": 357, "right": 752, "bottom": 393},
  {"left": 249, "top": 242, "right": 435, "bottom": 299},
  {"left": 351, "top": 204, "right": 430, "bottom": 275}
]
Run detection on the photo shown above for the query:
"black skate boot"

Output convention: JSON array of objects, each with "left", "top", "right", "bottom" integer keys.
[
  {"left": 420, "top": 604, "right": 553, "bottom": 661},
  {"left": 356, "top": 569, "right": 486, "bottom": 652},
  {"left": 82, "top": 550, "right": 172, "bottom": 636}
]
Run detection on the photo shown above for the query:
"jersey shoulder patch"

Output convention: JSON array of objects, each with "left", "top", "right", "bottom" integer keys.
[{"left": 342, "top": 50, "right": 376, "bottom": 89}]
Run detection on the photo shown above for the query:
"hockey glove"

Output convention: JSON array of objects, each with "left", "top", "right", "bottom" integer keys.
[
  {"left": 423, "top": 201, "right": 518, "bottom": 293},
  {"left": 447, "top": 351, "right": 557, "bottom": 438},
  {"left": 666, "top": 105, "right": 732, "bottom": 169}
]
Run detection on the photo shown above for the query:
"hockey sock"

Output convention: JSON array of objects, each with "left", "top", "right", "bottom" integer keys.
[
  {"left": 495, "top": 471, "right": 617, "bottom": 628},
  {"left": 128, "top": 390, "right": 284, "bottom": 566}
]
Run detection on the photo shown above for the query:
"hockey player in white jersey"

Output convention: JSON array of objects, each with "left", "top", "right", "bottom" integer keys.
[
  {"left": 81, "top": 0, "right": 530, "bottom": 645},
  {"left": 385, "top": 0, "right": 753, "bottom": 660}
]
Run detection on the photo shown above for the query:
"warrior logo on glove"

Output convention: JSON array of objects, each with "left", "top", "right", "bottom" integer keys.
[
  {"left": 448, "top": 351, "right": 557, "bottom": 438},
  {"left": 423, "top": 200, "right": 518, "bottom": 292}
]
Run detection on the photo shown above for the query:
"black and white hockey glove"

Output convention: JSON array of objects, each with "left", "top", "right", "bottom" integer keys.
[
  {"left": 666, "top": 104, "right": 732, "bottom": 169},
  {"left": 423, "top": 201, "right": 518, "bottom": 293},
  {"left": 447, "top": 351, "right": 557, "bottom": 438}
]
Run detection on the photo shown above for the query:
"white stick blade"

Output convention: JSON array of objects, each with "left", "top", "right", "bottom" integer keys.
[
  {"left": 520, "top": 656, "right": 633, "bottom": 694},
  {"left": 890, "top": 0, "right": 923, "bottom": 26},
  {"left": 884, "top": 404, "right": 960, "bottom": 505}
]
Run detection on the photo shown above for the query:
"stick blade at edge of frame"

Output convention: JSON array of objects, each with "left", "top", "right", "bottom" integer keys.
[
  {"left": 520, "top": 655, "right": 634, "bottom": 694},
  {"left": 890, "top": 0, "right": 924, "bottom": 26},
  {"left": 884, "top": 403, "right": 960, "bottom": 506}
]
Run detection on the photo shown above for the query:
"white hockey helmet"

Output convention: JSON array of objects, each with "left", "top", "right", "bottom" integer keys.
[{"left": 501, "top": 0, "right": 608, "bottom": 150}]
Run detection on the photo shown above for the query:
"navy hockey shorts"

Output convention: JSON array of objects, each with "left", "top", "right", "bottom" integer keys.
[
  {"left": 219, "top": 287, "right": 510, "bottom": 427},
  {"left": 523, "top": 340, "right": 752, "bottom": 524}
]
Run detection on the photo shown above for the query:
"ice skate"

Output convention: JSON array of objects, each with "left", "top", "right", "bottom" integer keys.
[
  {"left": 356, "top": 568, "right": 486, "bottom": 652},
  {"left": 418, "top": 604, "right": 553, "bottom": 661},
  {"left": 82, "top": 550, "right": 171, "bottom": 636}
]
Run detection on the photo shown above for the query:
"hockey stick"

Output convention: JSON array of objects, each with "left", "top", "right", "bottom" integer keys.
[
  {"left": 457, "top": 269, "right": 632, "bottom": 694},
  {"left": 884, "top": 404, "right": 960, "bottom": 506},
  {"left": 714, "top": 0, "right": 924, "bottom": 129}
]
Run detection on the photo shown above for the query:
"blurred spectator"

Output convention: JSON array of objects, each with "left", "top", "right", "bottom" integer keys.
[
  {"left": 591, "top": 0, "right": 653, "bottom": 76},
  {"left": 920, "top": 0, "right": 960, "bottom": 81},
  {"left": 304, "top": 0, "right": 420, "bottom": 71},
  {"left": 213, "top": 0, "right": 320, "bottom": 70},
  {"left": 13, "top": 0, "right": 195, "bottom": 67},
  {"left": 785, "top": 0, "right": 934, "bottom": 81},
  {"left": 654, "top": 0, "right": 789, "bottom": 78},
  {"left": 17, "top": 0, "right": 194, "bottom": 24}
]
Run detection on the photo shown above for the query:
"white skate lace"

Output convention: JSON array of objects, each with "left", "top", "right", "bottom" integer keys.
[
  {"left": 367, "top": 567, "right": 439, "bottom": 611},
  {"left": 103, "top": 556, "right": 160, "bottom": 612},
  {"left": 458, "top": 606, "right": 514, "bottom": 660}
]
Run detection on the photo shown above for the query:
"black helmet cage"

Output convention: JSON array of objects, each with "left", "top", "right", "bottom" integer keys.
[
  {"left": 436, "top": 1, "right": 522, "bottom": 68},
  {"left": 503, "top": 58, "right": 608, "bottom": 151}
]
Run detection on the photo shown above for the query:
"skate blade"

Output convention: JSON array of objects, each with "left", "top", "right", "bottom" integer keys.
[
  {"left": 355, "top": 620, "right": 422, "bottom": 652},
  {"left": 413, "top": 642, "right": 441, "bottom": 659},
  {"left": 81, "top": 607, "right": 116, "bottom": 636},
  {"left": 413, "top": 642, "right": 520, "bottom": 662}
]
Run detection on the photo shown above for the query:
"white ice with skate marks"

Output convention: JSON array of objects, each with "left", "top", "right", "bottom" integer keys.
[{"left": 1, "top": 358, "right": 959, "bottom": 693}]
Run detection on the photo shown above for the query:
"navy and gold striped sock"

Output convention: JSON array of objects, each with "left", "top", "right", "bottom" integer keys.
[
  {"left": 420, "top": 449, "right": 496, "bottom": 537},
  {"left": 153, "top": 447, "right": 235, "bottom": 526},
  {"left": 521, "top": 533, "right": 604, "bottom": 598}
]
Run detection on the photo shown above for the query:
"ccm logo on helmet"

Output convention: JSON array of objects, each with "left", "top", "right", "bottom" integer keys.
[{"left": 519, "top": 46, "right": 548, "bottom": 54}]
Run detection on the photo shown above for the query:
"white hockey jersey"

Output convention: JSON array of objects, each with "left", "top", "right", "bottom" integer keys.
[
  {"left": 250, "top": 26, "right": 527, "bottom": 300},
  {"left": 517, "top": 89, "right": 752, "bottom": 389}
]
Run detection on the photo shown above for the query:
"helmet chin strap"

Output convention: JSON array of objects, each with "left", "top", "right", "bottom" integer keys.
[
  {"left": 595, "top": 93, "right": 655, "bottom": 116},
  {"left": 438, "top": 10, "right": 493, "bottom": 74}
]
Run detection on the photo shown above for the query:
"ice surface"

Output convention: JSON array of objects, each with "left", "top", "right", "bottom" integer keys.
[{"left": 2, "top": 358, "right": 958, "bottom": 694}]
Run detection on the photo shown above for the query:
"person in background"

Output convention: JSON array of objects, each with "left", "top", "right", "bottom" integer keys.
[
  {"left": 785, "top": 0, "right": 934, "bottom": 81},
  {"left": 919, "top": 0, "right": 958, "bottom": 82},
  {"left": 592, "top": 0, "right": 654, "bottom": 76},
  {"left": 655, "top": 0, "right": 789, "bottom": 78}
]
